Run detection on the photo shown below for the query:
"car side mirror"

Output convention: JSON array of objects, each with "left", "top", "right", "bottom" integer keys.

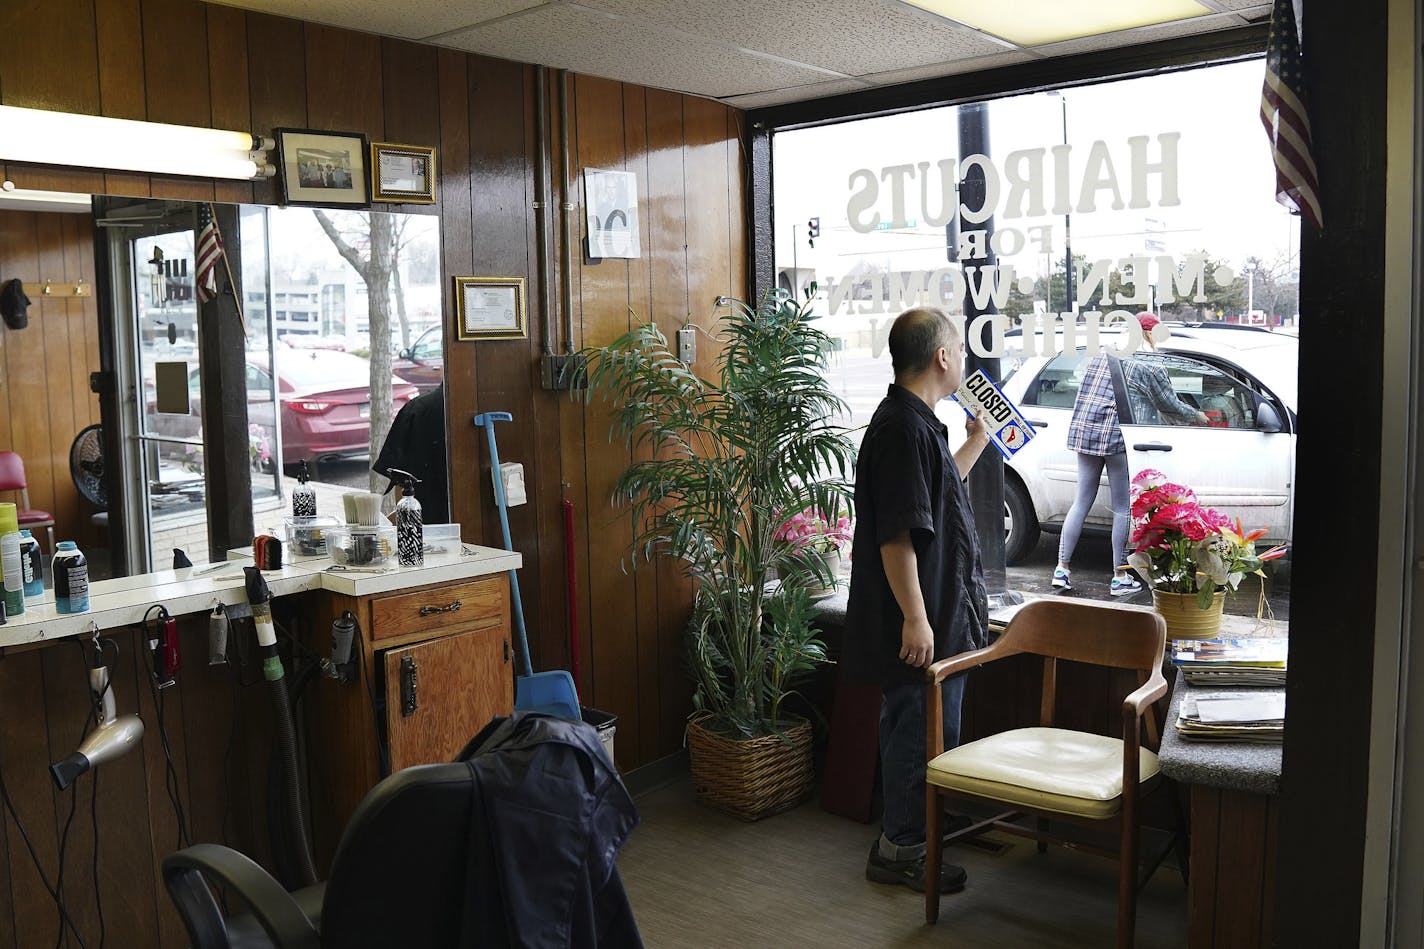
[
  {"left": 398, "top": 348, "right": 411, "bottom": 360},
  {"left": 1256, "top": 402, "right": 1284, "bottom": 434}
]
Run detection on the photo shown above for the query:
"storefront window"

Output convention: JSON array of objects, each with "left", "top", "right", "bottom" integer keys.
[{"left": 772, "top": 60, "right": 1298, "bottom": 610}]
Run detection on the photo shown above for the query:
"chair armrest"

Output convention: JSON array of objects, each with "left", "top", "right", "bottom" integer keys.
[
  {"left": 1122, "top": 670, "right": 1168, "bottom": 721},
  {"left": 162, "top": 844, "right": 320, "bottom": 949},
  {"left": 926, "top": 639, "right": 1010, "bottom": 684}
]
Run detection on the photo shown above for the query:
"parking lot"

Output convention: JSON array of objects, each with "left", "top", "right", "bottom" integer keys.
[{"left": 1006, "top": 525, "right": 1291, "bottom": 622}]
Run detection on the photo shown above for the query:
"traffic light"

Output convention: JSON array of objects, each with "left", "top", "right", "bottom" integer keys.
[{"left": 807, "top": 216, "right": 820, "bottom": 247}]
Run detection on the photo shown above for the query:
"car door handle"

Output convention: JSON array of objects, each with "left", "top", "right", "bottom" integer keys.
[
  {"left": 1133, "top": 443, "right": 1173, "bottom": 452},
  {"left": 1026, "top": 420, "right": 1048, "bottom": 429}
]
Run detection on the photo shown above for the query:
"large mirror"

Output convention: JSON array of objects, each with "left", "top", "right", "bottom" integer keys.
[{"left": 0, "top": 188, "right": 444, "bottom": 579}]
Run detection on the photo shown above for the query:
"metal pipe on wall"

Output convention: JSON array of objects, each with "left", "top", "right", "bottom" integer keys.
[
  {"left": 558, "top": 69, "right": 575, "bottom": 356},
  {"left": 535, "top": 67, "right": 554, "bottom": 357}
]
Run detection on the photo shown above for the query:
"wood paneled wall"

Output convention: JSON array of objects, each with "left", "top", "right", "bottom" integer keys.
[
  {"left": 0, "top": 211, "right": 104, "bottom": 552},
  {"left": 0, "top": 0, "right": 745, "bottom": 944}
]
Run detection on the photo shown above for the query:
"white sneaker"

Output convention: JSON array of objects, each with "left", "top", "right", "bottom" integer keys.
[{"left": 1110, "top": 575, "right": 1143, "bottom": 597}]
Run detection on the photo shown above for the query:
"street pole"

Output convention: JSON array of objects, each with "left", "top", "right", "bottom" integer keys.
[
  {"left": 957, "top": 102, "right": 1006, "bottom": 593},
  {"left": 791, "top": 223, "right": 799, "bottom": 299},
  {"left": 1247, "top": 266, "right": 1255, "bottom": 319},
  {"left": 1060, "top": 95, "right": 1074, "bottom": 314}
]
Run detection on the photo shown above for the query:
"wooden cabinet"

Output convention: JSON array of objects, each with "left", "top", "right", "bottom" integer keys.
[
  {"left": 382, "top": 624, "right": 512, "bottom": 771},
  {"left": 298, "top": 572, "right": 514, "bottom": 869}
]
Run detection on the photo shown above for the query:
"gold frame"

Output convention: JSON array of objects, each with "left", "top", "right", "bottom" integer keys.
[
  {"left": 371, "top": 141, "right": 437, "bottom": 204},
  {"left": 454, "top": 276, "right": 527, "bottom": 341}
]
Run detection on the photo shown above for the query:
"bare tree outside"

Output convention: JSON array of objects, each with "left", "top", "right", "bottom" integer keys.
[{"left": 314, "top": 210, "right": 395, "bottom": 493}]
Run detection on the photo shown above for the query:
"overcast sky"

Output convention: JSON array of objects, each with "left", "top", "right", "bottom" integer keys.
[{"left": 774, "top": 59, "right": 1300, "bottom": 286}]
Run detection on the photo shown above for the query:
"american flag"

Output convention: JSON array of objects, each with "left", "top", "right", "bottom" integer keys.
[
  {"left": 195, "top": 202, "right": 223, "bottom": 303},
  {"left": 1260, "top": 0, "right": 1322, "bottom": 230}
]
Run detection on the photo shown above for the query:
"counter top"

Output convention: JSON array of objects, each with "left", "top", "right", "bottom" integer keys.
[
  {"left": 0, "top": 544, "right": 521, "bottom": 649},
  {"left": 1157, "top": 670, "right": 1283, "bottom": 795}
]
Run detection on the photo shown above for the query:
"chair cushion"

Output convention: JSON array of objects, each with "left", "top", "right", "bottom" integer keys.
[
  {"left": 927, "top": 727, "right": 1160, "bottom": 820},
  {"left": 17, "top": 510, "right": 53, "bottom": 525}
]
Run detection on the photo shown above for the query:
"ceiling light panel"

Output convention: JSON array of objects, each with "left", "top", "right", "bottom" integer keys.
[{"left": 899, "top": 0, "right": 1213, "bottom": 47}]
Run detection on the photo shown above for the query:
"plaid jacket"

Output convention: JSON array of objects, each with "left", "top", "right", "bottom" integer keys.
[{"left": 1066, "top": 354, "right": 1122, "bottom": 455}]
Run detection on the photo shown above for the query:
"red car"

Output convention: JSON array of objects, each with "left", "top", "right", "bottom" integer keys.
[
  {"left": 251, "top": 349, "right": 418, "bottom": 465},
  {"left": 391, "top": 325, "right": 443, "bottom": 395}
]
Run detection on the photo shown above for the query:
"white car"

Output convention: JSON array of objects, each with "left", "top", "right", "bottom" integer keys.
[{"left": 997, "top": 324, "right": 1297, "bottom": 565}]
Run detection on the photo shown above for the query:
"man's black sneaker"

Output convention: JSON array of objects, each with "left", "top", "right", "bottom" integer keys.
[{"left": 865, "top": 841, "right": 968, "bottom": 893}]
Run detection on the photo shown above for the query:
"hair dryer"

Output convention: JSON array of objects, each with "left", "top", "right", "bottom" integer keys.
[{"left": 50, "top": 640, "right": 144, "bottom": 791}]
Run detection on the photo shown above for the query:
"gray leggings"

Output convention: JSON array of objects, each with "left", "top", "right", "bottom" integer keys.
[{"left": 1058, "top": 451, "right": 1130, "bottom": 570}]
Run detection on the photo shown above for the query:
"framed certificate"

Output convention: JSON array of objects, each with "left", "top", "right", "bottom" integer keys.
[
  {"left": 455, "top": 276, "right": 526, "bottom": 341},
  {"left": 372, "top": 142, "right": 437, "bottom": 204}
]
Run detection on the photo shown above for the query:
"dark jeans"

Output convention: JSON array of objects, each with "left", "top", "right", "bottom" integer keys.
[{"left": 879, "top": 674, "right": 967, "bottom": 849}]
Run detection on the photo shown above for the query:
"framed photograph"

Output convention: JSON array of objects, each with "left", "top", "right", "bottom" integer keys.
[
  {"left": 273, "top": 127, "right": 370, "bottom": 208},
  {"left": 372, "top": 142, "right": 437, "bottom": 204},
  {"left": 455, "top": 277, "right": 526, "bottom": 341}
]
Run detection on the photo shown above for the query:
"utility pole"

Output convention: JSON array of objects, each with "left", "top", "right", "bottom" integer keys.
[
  {"left": 957, "top": 102, "right": 1006, "bottom": 593},
  {"left": 1059, "top": 94, "right": 1074, "bottom": 313}
]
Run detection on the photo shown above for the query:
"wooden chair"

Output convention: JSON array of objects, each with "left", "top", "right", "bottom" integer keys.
[
  {"left": 924, "top": 599, "right": 1170, "bottom": 949},
  {"left": 0, "top": 451, "right": 55, "bottom": 552}
]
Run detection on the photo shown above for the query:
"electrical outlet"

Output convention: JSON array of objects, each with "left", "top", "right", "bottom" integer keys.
[{"left": 677, "top": 326, "right": 696, "bottom": 365}]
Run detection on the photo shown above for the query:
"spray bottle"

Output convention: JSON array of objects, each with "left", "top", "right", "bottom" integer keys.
[
  {"left": 384, "top": 469, "right": 423, "bottom": 567},
  {"left": 292, "top": 460, "right": 317, "bottom": 518},
  {"left": 0, "top": 503, "right": 24, "bottom": 617}
]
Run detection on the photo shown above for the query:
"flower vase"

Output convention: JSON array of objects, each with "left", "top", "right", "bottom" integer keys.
[
  {"left": 806, "top": 549, "right": 841, "bottom": 599},
  {"left": 1152, "top": 588, "right": 1225, "bottom": 640}
]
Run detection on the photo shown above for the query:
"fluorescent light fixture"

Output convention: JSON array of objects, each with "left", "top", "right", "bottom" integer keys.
[
  {"left": 0, "top": 105, "right": 274, "bottom": 180},
  {"left": 900, "top": 0, "right": 1212, "bottom": 47},
  {"left": 0, "top": 182, "right": 93, "bottom": 214}
]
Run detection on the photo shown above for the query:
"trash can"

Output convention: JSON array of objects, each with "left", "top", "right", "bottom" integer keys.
[{"left": 581, "top": 707, "right": 617, "bottom": 768}]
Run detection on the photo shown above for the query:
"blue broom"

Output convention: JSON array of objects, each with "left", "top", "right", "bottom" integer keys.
[{"left": 473, "top": 412, "right": 580, "bottom": 719}]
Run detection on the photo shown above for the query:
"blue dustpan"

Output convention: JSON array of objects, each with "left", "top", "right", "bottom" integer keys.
[{"left": 473, "top": 412, "right": 581, "bottom": 721}]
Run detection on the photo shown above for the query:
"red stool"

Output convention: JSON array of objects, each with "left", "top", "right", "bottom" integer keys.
[{"left": 0, "top": 451, "right": 56, "bottom": 553}]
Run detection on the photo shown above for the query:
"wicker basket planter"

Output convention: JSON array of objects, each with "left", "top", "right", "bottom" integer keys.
[
  {"left": 1152, "top": 588, "right": 1225, "bottom": 640},
  {"left": 686, "top": 714, "right": 813, "bottom": 821}
]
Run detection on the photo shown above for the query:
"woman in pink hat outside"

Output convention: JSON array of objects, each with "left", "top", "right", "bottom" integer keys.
[{"left": 1053, "top": 313, "right": 1207, "bottom": 595}]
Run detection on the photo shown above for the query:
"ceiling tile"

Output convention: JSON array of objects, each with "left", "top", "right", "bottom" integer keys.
[
  {"left": 220, "top": 0, "right": 547, "bottom": 41},
  {"left": 578, "top": 0, "right": 1009, "bottom": 75},
  {"left": 1032, "top": 13, "right": 1247, "bottom": 57},
  {"left": 858, "top": 50, "right": 1035, "bottom": 86},
  {"left": 721, "top": 78, "right": 879, "bottom": 110},
  {"left": 435, "top": 4, "right": 846, "bottom": 98}
]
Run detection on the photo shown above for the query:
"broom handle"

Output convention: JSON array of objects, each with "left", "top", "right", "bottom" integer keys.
[{"left": 475, "top": 413, "right": 531, "bottom": 677}]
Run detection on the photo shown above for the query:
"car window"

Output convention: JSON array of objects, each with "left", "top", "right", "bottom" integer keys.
[
  {"left": 411, "top": 331, "right": 441, "bottom": 360},
  {"left": 1020, "top": 351, "right": 1088, "bottom": 409},
  {"left": 277, "top": 351, "right": 371, "bottom": 388},
  {"left": 1133, "top": 353, "right": 1261, "bottom": 430},
  {"left": 246, "top": 364, "right": 272, "bottom": 392}
]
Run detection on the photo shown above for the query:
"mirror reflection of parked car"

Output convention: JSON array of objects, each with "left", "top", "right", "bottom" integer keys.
[
  {"left": 149, "top": 350, "right": 417, "bottom": 468},
  {"left": 997, "top": 324, "right": 1297, "bottom": 565},
  {"left": 391, "top": 325, "right": 443, "bottom": 395}
]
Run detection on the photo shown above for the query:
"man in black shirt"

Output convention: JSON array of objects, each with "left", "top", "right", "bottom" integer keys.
[
  {"left": 373, "top": 382, "right": 450, "bottom": 522},
  {"left": 845, "top": 306, "right": 990, "bottom": 893}
]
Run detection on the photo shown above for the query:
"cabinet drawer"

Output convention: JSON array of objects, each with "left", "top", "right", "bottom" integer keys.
[{"left": 370, "top": 575, "right": 506, "bottom": 641}]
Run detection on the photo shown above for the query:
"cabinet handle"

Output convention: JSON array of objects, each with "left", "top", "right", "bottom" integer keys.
[
  {"left": 400, "top": 656, "right": 418, "bottom": 717},
  {"left": 504, "top": 639, "right": 510, "bottom": 663},
  {"left": 418, "top": 599, "right": 463, "bottom": 617}
]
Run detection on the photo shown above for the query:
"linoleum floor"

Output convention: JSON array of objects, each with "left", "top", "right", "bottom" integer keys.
[{"left": 618, "top": 777, "right": 1188, "bottom": 948}]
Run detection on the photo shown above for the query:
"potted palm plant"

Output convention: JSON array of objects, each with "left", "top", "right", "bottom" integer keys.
[{"left": 579, "top": 290, "right": 855, "bottom": 819}]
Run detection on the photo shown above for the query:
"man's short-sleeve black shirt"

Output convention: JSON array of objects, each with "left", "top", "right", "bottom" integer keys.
[{"left": 844, "top": 384, "right": 989, "bottom": 687}]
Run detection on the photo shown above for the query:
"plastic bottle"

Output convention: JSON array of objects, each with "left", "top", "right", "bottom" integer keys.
[
  {"left": 0, "top": 503, "right": 22, "bottom": 617},
  {"left": 384, "top": 469, "right": 423, "bottom": 567},
  {"left": 18, "top": 530, "right": 43, "bottom": 598},
  {"left": 292, "top": 460, "right": 317, "bottom": 517},
  {"left": 53, "top": 541, "right": 89, "bottom": 614}
]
